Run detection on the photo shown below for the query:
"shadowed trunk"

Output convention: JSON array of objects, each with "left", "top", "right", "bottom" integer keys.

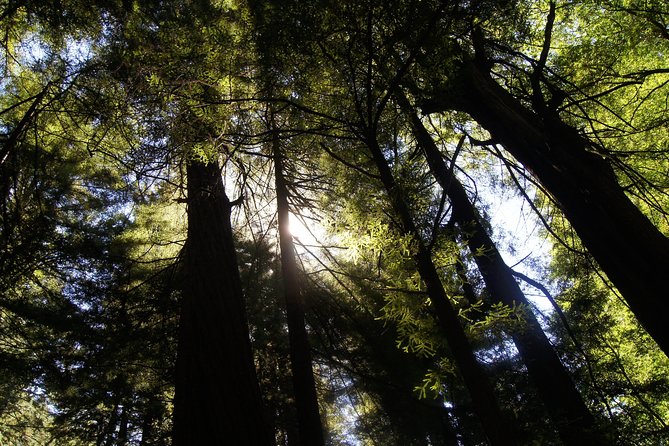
[
  {"left": 401, "top": 93, "right": 606, "bottom": 445},
  {"left": 313, "top": 286, "right": 462, "bottom": 445},
  {"left": 365, "top": 134, "right": 518, "bottom": 445},
  {"left": 172, "top": 159, "right": 273, "bottom": 446},
  {"left": 118, "top": 404, "right": 129, "bottom": 446},
  {"left": 273, "top": 133, "right": 325, "bottom": 446},
  {"left": 421, "top": 61, "right": 669, "bottom": 358},
  {"left": 1, "top": 84, "right": 50, "bottom": 248}
]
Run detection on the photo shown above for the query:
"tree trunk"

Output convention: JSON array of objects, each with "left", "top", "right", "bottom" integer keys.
[
  {"left": 273, "top": 136, "right": 325, "bottom": 445},
  {"left": 401, "top": 94, "right": 606, "bottom": 445},
  {"left": 421, "top": 61, "right": 669, "bottom": 358},
  {"left": 327, "top": 290, "right": 462, "bottom": 445},
  {"left": 117, "top": 404, "right": 129, "bottom": 446},
  {"left": 1, "top": 84, "right": 50, "bottom": 248},
  {"left": 0, "top": 83, "right": 49, "bottom": 169},
  {"left": 101, "top": 399, "right": 120, "bottom": 446},
  {"left": 172, "top": 160, "right": 273, "bottom": 446},
  {"left": 365, "top": 135, "right": 518, "bottom": 445}
]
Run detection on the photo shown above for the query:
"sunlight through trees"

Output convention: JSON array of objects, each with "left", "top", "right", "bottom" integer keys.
[{"left": 1, "top": 0, "right": 668, "bottom": 444}]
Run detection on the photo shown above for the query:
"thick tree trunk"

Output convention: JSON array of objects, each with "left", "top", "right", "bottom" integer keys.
[
  {"left": 401, "top": 95, "right": 606, "bottom": 445},
  {"left": 172, "top": 160, "right": 273, "bottom": 446},
  {"left": 365, "top": 135, "right": 518, "bottom": 445},
  {"left": 274, "top": 142, "right": 325, "bottom": 446},
  {"left": 421, "top": 61, "right": 669, "bottom": 357}
]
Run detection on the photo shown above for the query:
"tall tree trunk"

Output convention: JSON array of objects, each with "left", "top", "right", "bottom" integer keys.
[
  {"left": 117, "top": 404, "right": 129, "bottom": 446},
  {"left": 101, "top": 399, "right": 120, "bottom": 446},
  {"left": 273, "top": 132, "right": 325, "bottom": 445},
  {"left": 0, "top": 83, "right": 49, "bottom": 169},
  {"left": 420, "top": 61, "right": 669, "bottom": 357},
  {"left": 364, "top": 134, "right": 518, "bottom": 445},
  {"left": 323, "top": 289, "right": 461, "bottom": 445},
  {"left": 1, "top": 84, "right": 50, "bottom": 247},
  {"left": 400, "top": 94, "right": 606, "bottom": 445},
  {"left": 172, "top": 160, "right": 273, "bottom": 446}
]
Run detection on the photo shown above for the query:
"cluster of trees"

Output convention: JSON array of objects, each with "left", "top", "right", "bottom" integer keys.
[{"left": 1, "top": 0, "right": 668, "bottom": 444}]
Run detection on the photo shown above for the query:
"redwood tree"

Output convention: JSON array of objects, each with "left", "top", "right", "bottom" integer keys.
[
  {"left": 272, "top": 115, "right": 325, "bottom": 446},
  {"left": 399, "top": 91, "right": 607, "bottom": 445},
  {"left": 173, "top": 159, "right": 273, "bottom": 445},
  {"left": 420, "top": 58, "right": 669, "bottom": 357}
]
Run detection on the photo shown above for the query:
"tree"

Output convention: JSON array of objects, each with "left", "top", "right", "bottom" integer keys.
[
  {"left": 397, "top": 91, "right": 606, "bottom": 444},
  {"left": 173, "top": 159, "right": 272, "bottom": 445},
  {"left": 2, "top": 0, "right": 669, "bottom": 444},
  {"left": 272, "top": 112, "right": 325, "bottom": 445},
  {"left": 417, "top": 11, "right": 669, "bottom": 356}
]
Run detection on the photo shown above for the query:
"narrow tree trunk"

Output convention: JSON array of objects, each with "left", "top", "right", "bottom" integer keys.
[
  {"left": 365, "top": 134, "right": 518, "bottom": 445},
  {"left": 101, "top": 399, "right": 120, "bottom": 446},
  {"left": 0, "top": 84, "right": 49, "bottom": 168},
  {"left": 400, "top": 94, "right": 606, "bottom": 445},
  {"left": 273, "top": 134, "right": 325, "bottom": 445},
  {"left": 139, "top": 395, "right": 160, "bottom": 446},
  {"left": 421, "top": 61, "right": 669, "bottom": 357},
  {"left": 117, "top": 404, "right": 129, "bottom": 446},
  {"left": 329, "top": 291, "right": 461, "bottom": 445},
  {"left": 1, "top": 84, "right": 50, "bottom": 246},
  {"left": 172, "top": 159, "right": 273, "bottom": 445}
]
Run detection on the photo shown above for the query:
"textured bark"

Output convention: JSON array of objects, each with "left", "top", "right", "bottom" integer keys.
[
  {"left": 274, "top": 143, "right": 325, "bottom": 446},
  {"left": 365, "top": 135, "right": 518, "bottom": 445},
  {"left": 172, "top": 160, "right": 273, "bottom": 446},
  {"left": 421, "top": 61, "right": 669, "bottom": 358},
  {"left": 401, "top": 94, "right": 606, "bottom": 445}
]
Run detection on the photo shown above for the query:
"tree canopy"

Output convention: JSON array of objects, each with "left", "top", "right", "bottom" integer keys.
[{"left": 1, "top": 0, "right": 668, "bottom": 444}]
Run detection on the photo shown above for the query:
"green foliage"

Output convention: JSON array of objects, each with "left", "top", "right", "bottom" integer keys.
[
  {"left": 469, "top": 301, "right": 529, "bottom": 337},
  {"left": 545, "top": 221, "right": 669, "bottom": 444},
  {"left": 414, "top": 357, "right": 455, "bottom": 400},
  {"left": 1, "top": 0, "right": 668, "bottom": 443},
  {"left": 0, "top": 397, "right": 55, "bottom": 446}
]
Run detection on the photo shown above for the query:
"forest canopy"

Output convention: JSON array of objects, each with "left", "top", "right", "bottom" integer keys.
[{"left": 1, "top": 0, "right": 668, "bottom": 444}]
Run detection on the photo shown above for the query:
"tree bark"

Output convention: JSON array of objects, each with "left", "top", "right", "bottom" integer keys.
[
  {"left": 400, "top": 93, "right": 606, "bottom": 445},
  {"left": 421, "top": 61, "right": 669, "bottom": 358},
  {"left": 273, "top": 136, "right": 325, "bottom": 445},
  {"left": 365, "top": 134, "right": 518, "bottom": 445},
  {"left": 172, "top": 160, "right": 273, "bottom": 446}
]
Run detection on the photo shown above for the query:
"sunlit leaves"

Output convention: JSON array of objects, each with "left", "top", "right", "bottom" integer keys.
[
  {"left": 1, "top": 0, "right": 668, "bottom": 443},
  {"left": 414, "top": 358, "right": 455, "bottom": 400}
]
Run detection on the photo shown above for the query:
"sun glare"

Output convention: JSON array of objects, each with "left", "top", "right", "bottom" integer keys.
[{"left": 288, "top": 213, "right": 324, "bottom": 246}]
